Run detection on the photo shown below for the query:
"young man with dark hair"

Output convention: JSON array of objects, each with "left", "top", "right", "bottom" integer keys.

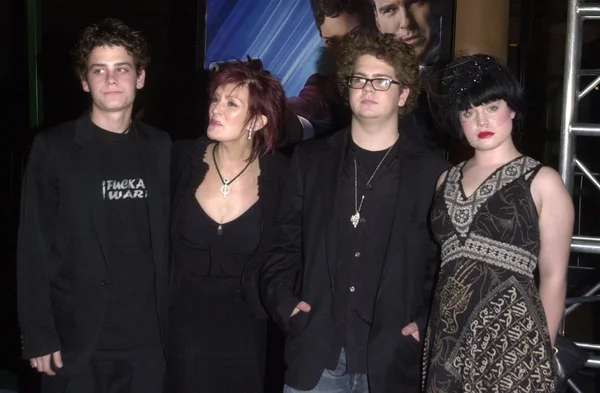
[
  {"left": 311, "top": 0, "right": 376, "bottom": 56},
  {"left": 285, "top": 0, "right": 377, "bottom": 143},
  {"left": 17, "top": 18, "right": 171, "bottom": 393},
  {"left": 262, "top": 32, "right": 449, "bottom": 393}
]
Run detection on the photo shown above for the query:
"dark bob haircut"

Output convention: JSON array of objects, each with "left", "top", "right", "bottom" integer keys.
[
  {"left": 71, "top": 18, "right": 150, "bottom": 80},
  {"left": 208, "top": 58, "right": 285, "bottom": 160},
  {"left": 433, "top": 54, "right": 526, "bottom": 135}
]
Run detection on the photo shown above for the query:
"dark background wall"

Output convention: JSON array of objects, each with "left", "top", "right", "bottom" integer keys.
[
  {"left": 38, "top": 0, "right": 206, "bottom": 136},
  {"left": 0, "top": 0, "right": 599, "bottom": 391},
  {"left": 0, "top": 0, "right": 29, "bottom": 386}
]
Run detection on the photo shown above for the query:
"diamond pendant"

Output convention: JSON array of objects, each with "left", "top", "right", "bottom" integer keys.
[
  {"left": 220, "top": 178, "right": 231, "bottom": 198},
  {"left": 350, "top": 212, "right": 360, "bottom": 228}
]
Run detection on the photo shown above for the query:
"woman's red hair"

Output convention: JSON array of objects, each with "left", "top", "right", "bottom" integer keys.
[{"left": 209, "top": 58, "right": 286, "bottom": 160}]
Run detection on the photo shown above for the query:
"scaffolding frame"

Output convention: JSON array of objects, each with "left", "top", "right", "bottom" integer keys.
[{"left": 559, "top": 0, "right": 600, "bottom": 391}]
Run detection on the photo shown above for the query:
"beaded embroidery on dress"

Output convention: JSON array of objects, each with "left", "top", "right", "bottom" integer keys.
[{"left": 423, "top": 156, "right": 556, "bottom": 393}]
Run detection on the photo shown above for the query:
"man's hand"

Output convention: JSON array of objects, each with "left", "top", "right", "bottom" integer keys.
[
  {"left": 402, "top": 322, "right": 420, "bottom": 342},
  {"left": 290, "top": 300, "right": 311, "bottom": 317},
  {"left": 30, "top": 350, "right": 62, "bottom": 376}
]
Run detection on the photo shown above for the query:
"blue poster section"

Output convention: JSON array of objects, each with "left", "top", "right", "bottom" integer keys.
[{"left": 205, "top": 0, "right": 323, "bottom": 96}]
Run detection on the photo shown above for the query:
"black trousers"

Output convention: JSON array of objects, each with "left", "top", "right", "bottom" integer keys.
[{"left": 41, "top": 346, "right": 165, "bottom": 393}]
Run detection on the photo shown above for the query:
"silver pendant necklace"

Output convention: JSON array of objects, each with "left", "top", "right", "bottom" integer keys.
[
  {"left": 212, "top": 144, "right": 254, "bottom": 198},
  {"left": 351, "top": 136, "right": 398, "bottom": 228}
]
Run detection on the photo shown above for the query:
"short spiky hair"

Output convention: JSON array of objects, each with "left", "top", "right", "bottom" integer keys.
[
  {"left": 209, "top": 58, "right": 286, "bottom": 160},
  {"left": 71, "top": 18, "right": 150, "bottom": 80},
  {"left": 310, "top": 0, "right": 376, "bottom": 32},
  {"left": 336, "top": 32, "right": 421, "bottom": 116}
]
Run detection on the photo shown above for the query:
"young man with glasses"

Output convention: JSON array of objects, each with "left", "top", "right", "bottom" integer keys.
[{"left": 261, "top": 33, "right": 449, "bottom": 393}]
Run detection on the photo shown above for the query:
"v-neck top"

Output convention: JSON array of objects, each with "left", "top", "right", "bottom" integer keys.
[{"left": 175, "top": 191, "right": 262, "bottom": 278}]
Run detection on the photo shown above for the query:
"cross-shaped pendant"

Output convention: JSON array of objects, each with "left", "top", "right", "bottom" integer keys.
[{"left": 350, "top": 212, "right": 360, "bottom": 228}]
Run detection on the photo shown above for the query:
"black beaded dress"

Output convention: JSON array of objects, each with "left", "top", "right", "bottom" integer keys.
[{"left": 423, "top": 156, "right": 556, "bottom": 393}]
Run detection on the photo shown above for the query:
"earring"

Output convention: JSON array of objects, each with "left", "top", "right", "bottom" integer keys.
[{"left": 247, "top": 128, "right": 253, "bottom": 140}]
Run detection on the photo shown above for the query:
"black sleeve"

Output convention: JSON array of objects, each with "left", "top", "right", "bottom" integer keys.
[
  {"left": 413, "top": 235, "right": 441, "bottom": 340},
  {"left": 17, "top": 134, "right": 61, "bottom": 359},
  {"left": 243, "top": 153, "right": 290, "bottom": 320},
  {"left": 413, "top": 156, "right": 452, "bottom": 338},
  {"left": 170, "top": 139, "right": 197, "bottom": 197},
  {"left": 277, "top": 109, "right": 305, "bottom": 149},
  {"left": 260, "top": 147, "right": 305, "bottom": 332}
]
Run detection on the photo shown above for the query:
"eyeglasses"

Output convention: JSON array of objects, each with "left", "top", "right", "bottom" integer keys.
[{"left": 346, "top": 76, "right": 400, "bottom": 91}]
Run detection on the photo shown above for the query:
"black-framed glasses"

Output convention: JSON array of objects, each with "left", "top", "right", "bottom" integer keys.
[{"left": 346, "top": 76, "right": 400, "bottom": 91}]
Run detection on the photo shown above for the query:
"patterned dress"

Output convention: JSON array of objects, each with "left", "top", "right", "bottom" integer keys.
[{"left": 423, "top": 156, "right": 556, "bottom": 393}]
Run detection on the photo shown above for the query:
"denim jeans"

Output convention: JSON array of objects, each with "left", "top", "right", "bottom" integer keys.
[{"left": 283, "top": 348, "right": 369, "bottom": 393}]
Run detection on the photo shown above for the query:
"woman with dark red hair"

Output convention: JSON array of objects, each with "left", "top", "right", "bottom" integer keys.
[{"left": 167, "top": 58, "right": 288, "bottom": 392}]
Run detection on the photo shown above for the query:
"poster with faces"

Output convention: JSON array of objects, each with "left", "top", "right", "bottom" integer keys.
[{"left": 204, "top": 0, "right": 455, "bottom": 123}]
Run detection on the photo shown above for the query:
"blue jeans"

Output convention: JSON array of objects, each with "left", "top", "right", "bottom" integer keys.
[{"left": 283, "top": 348, "right": 369, "bottom": 393}]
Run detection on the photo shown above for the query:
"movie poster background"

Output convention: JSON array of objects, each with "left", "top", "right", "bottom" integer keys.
[{"left": 204, "top": 0, "right": 455, "bottom": 98}]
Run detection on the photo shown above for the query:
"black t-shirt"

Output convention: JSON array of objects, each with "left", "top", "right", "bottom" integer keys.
[
  {"left": 92, "top": 123, "right": 160, "bottom": 351},
  {"left": 328, "top": 140, "right": 400, "bottom": 373}
]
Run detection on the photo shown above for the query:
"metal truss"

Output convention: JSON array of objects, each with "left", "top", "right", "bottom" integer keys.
[{"left": 559, "top": 0, "right": 600, "bottom": 391}]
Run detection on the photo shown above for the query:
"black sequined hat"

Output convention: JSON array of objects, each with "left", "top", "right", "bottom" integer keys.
[
  {"left": 427, "top": 54, "right": 524, "bottom": 138},
  {"left": 439, "top": 55, "right": 502, "bottom": 96}
]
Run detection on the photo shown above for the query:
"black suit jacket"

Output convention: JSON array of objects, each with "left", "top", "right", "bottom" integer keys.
[
  {"left": 17, "top": 114, "right": 171, "bottom": 375},
  {"left": 170, "top": 137, "right": 289, "bottom": 319},
  {"left": 261, "top": 129, "right": 450, "bottom": 392}
]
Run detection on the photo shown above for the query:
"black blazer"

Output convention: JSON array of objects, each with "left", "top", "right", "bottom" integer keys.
[
  {"left": 170, "top": 137, "right": 289, "bottom": 319},
  {"left": 17, "top": 114, "right": 172, "bottom": 375},
  {"left": 261, "top": 129, "right": 450, "bottom": 393}
]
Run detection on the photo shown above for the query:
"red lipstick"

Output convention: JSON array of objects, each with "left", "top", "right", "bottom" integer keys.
[{"left": 477, "top": 131, "right": 494, "bottom": 139}]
